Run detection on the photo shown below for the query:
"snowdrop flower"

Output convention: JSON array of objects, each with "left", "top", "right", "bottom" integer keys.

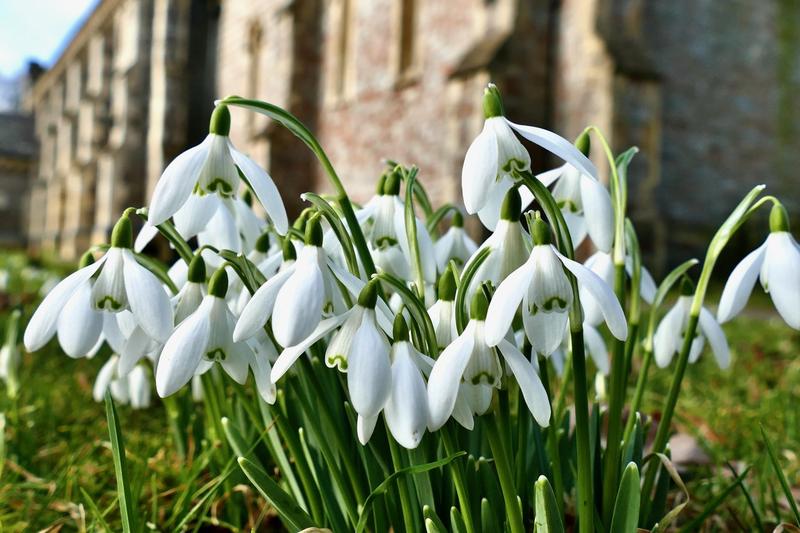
[
  {"left": 462, "top": 84, "right": 597, "bottom": 230},
  {"left": 428, "top": 270, "right": 458, "bottom": 350},
  {"left": 547, "top": 138, "right": 614, "bottom": 252},
  {"left": 550, "top": 322, "right": 610, "bottom": 376},
  {"left": 24, "top": 217, "right": 174, "bottom": 355},
  {"left": 269, "top": 281, "right": 392, "bottom": 444},
  {"left": 93, "top": 355, "right": 130, "bottom": 405},
  {"left": 434, "top": 211, "right": 478, "bottom": 271},
  {"left": 718, "top": 204, "right": 800, "bottom": 329},
  {"left": 156, "top": 268, "right": 253, "bottom": 397},
  {"left": 248, "top": 331, "right": 278, "bottom": 404},
  {"left": 173, "top": 255, "right": 207, "bottom": 324},
  {"left": 654, "top": 280, "right": 729, "bottom": 369},
  {"left": 484, "top": 215, "right": 627, "bottom": 356},
  {"left": 128, "top": 365, "right": 152, "bottom": 409},
  {"left": 463, "top": 188, "right": 530, "bottom": 299},
  {"left": 580, "top": 250, "right": 656, "bottom": 327},
  {"left": 428, "top": 291, "right": 551, "bottom": 430},
  {"left": 147, "top": 104, "right": 287, "bottom": 235},
  {"left": 383, "top": 315, "right": 429, "bottom": 449},
  {"left": 361, "top": 171, "right": 437, "bottom": 284},
  {"left": 233, "top": 216, "right": 342, "bottom": 347}
]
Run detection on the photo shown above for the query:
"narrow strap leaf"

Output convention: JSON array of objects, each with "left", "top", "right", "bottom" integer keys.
[
  {"left": 609, "top": 462, "right": 640, "bottom": 533},
  {"left": 104, "top": 392, "right": 136, "bottom": 533},
  {"left": 534, "top": 475, "right": 565, "bottom": 533}
]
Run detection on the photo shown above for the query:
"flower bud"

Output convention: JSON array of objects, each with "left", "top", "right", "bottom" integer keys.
[
  {"left": 392, "top": 313, "right": 410, "bottom": 343},
  {"left": 78, "top": 251, "right": 95, "bottom": 269},
  {"left": 187, "top": 254, "right": 207, "bottom": 283},
  {"left": 531, "top": 212, "right": 552, "bottom": 246},
  {"left": 680, "top": 276, "right": 695, "bottom": 296},
  {"left": 255, "top": 232, "right": 271, "bottom": 253},
  {"left": 383, "top": 170, "right": 402, "bottom": 196},
  {"left": 208, "top": 268, "right": 229, "bottom": 298},
  {"left": 575, "top": 131, "right": 591, "bottom": 157},
  {"left": 376, "top": 172, "right": 388, "bottom": 195},
  {"left": 304, "top": 214, "right": 323, "bottom": 247},
  {"left": 358, "top": 279, "right": 379, "bottom": 309},
  {"left": 769, "top": 203, "right": 790, "bottom": 233},
  {"left": 437, "top": 269, "right": 457, "bottom": 301},
  {"left": 499, "top": 187, "right": 522, "bottom": 222},
  {"left": 470, "top": 289, "right": 489, "bottom": 321},
  {"left": 281, "top": 239, "right": 297, "bottom": 262},
  {"left": 110, "top": 215, "right": 133, "bottom": 249},
  {"left": 452, "top": 211, "right": 464, "bottom": 228},
  {"left": 209, "top": 104, "right": 231, "bottom": 136},
  {"left": 483, "top": 83, "right": 504, "bottom": 119}
]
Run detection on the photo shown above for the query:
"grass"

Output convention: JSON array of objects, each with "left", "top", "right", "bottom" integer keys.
[{"left": 0, "top": 251, "right": 796, "bottom": 531}]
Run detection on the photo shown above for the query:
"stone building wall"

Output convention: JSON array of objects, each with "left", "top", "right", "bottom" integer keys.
[{"left": 22, "top": 0, "right": 800, "bottom": 267}]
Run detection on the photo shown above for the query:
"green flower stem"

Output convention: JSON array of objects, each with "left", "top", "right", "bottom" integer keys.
[
  {"left": 220, "top": 97, "right": 378, "bottom": 278},
  {"left": 404, "top": 168, "right": 426, "bottom": 300},
  {"left": 538, "top": 354, "right": 565, "bottom": 517},
  {"left": 388, "top": 431, "right": 418, "bottom": 533},
  {"left": 624, "top": 346, "right": 653, "bottom": 442},
  {"left": 569, "top": 327, "right": 594, "bottom": 533},
  {"left": 441, "top": 426, "right": 475, "bottom": 533},
  {"left": 487, "top": 412, "right": 525, "bottom": 533},
  {"left": 425, "top": 203, "right": 462, "bottom": 234},
  {"left": 516, "top": 169, "right": 594, "bottom": 533},
  {"left": 602, "top": 263, "right": 628, "bottom": 522},
  {"left": 641, "top": 185, "right": 766, "bottom": 515}
]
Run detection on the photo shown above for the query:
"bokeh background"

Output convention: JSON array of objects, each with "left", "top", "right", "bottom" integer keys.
[{"left": 1, "top": 0, "right": 798, "bottom": 272}]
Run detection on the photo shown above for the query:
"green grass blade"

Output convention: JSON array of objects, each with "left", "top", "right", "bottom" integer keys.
[
  {"left": 534, "top": 475, "right": 565, "bottom": 533},
  {"left": 609, "top": 463, "right": 640, "bottom": 533},
  {"left": 237, "top": 457, "right": 316, "bottom": 530},
  {"left": 761, "top": 424, "right": 800, "bottom": 525},
  {"left": 80, "top": 486, "right": 112, "bottom": 533},
  {"left": 678, "top": 465, "right": 751, "bottom": 533},
  {"left": 104, "top": 391, "right": 136, "bottom": 533},
  {"left": 355, "top": 451, "right": 466, "bottom": 533}
]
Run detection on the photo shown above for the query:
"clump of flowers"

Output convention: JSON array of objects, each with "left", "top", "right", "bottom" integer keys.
[{"left": 19, "top": 84, "right": 799, "bottom": 532}]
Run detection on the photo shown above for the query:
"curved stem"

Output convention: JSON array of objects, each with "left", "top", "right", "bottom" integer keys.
[
  {"left": 487, "top": 412, "right": 525, "bottom": 533},
  {"left": 403, "top": 168, "right": 426, "bottom": 300}
]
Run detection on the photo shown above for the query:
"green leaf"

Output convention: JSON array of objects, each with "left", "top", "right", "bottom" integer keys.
[
  {"left": 609, "top": 463, "right": 640, "bottom": 533},
  {"left": 133, "top": 252, "right": 178, "bottom": 294},
  {"left": 534, "top": 475, "right": 565, "bottom": 533},
  {"left": 80, "top": 486, "right": 113, "bottom": 533},
  {"left": 237, "top": 457, "right": 316, "bottom": 530},
  {"left": 454, "top": 246, "right": 491, "bottom": 333},
  {"left": 450, "top": 506, "right": 467, "bottom": 533},
  {"left": 423, "top": 505, "right": 447, "bottom": 532},
  {"left": 404, "top": 167, "right": 426, "bottom": 301},
  {"left": 355, "top": 452, "right": 467, "bottom": 533},
  {"left": 761, "top": 424, "right": 800, "bottom": 525},
  {"left": 104, "top": 392, "right": 136, "bottom": 533},
  {"left": 646, "top": 453, "right": 690, "bottom": 533}
]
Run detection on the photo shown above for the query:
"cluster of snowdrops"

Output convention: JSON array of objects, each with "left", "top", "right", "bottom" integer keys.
[{"left": 18, "top": 84, "right": 800, "bottom": 532}]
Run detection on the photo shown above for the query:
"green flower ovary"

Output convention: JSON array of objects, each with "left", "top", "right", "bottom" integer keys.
[{"left": 95, "top": 296, "right": 124, "bottom": 311}]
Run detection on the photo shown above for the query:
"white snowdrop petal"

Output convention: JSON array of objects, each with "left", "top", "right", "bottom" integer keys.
[
  {"left": 24, "top": 258, "right": 105, "bottom": 352},
  {"left": 57, "top": 280, "right": 103, "bottom": 358},
  {"left": 156, "top": 298, "right": 212, "bottom": 397},
  {"left": 118, "top": 327, "right": 153, "bottom": 376},
  {"left": 199, "top": 203, "right": 241, "bottom": 252},
  {"left": 717, "top": 243, "right": 766, "bottom": 323},
  {"left": 699, "top": 308, "right": 730, "bottom": 369},
  {"left": 173, "top": 193, "right": 218, "bottom": 239},
  {"left": 134, "top": 222, "right": 159, "bottom": 253},
  {"left": 497, "top": 339, "right": 551, "bottom": 426},
  {"left": 220, "top": 341, "right": 252, "bottom": 385},
  {"left": 764, "top": 233, "right": 800, "bottom": 329},
  {"left": 579, "top": 175, "right": 614, "bottom": 253},
  {"left": 639, "top": 266, "right": 657, "bottom": 304},
  {"left": 427, "top": 322, "right": 476, "bottom": 431},
  {"left": 536, "top": 167, "right": 563, "bottom": 188},
  {"left": 233, "top": 266, "right": 294, "bottom": 342},
  {"left": 272, "top": 250, "right": 325, "bottom": 347},
  {"left": 384, "top": 344, "right": 429, "bottom": 449},
  {"left": 485, "top": 260, "right": 534, "bottom": 346},
  {"left": 347, "top": 313, "right": 391, "bottom": 417},
  {"left": 523, "top": 307, "right": 568, "bottom": 356},
  {"left": 357, "top": 414, "right": 379, "bottom": 446},
  {"left": 557, "top": 249, "right": 628, "bottom": 340},
  {"left": 653, "top": 303, "right": 684, "bottom": 368},
  {"left": 583, "top": 324, "right": 610, "bottom": 375},
  {"left": 250, "top": 347, "right": 277, "bottom": 404},
  {"left": 476, "top": 175, "right": 514, "bottom": 231},
  {"left": 230, "top": 145, "right": 289, "bottom": 235},
  {"left": 505, "top": 119, "right": 597, "bottom": 179},
  {"left": 149, "top": 137, "right": 211, "bottom": 225},
  {"left": 93, "top": 356, "right": 119, "bottom": 403},
  {"left": 122, "top": 250, "right": 174, "bottom": 343},
  {"left": 272, "top": 313, "right": 350, "bottom": 382},
  {"left": 450, "top": 385, "right": 475, "bottom": 430},
  {"left": 462, "top": 123, "right": 499, "bottom": 214}
]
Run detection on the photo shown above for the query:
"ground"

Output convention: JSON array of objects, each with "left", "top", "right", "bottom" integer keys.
[{"left": 0, "top": 254, "right": 797, "bottom": 531}]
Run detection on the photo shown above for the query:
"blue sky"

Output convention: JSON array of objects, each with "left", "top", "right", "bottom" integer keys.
[{"left": 0, "top": 0, "right": 99, "bottom": 78}]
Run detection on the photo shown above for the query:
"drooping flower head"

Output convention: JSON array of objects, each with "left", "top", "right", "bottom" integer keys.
[
  {"left": 718, "top": 203, "right": 800, "bottom": 329},
  {"left": 147, "top": 104, "right": 288, "bottom": 236}
]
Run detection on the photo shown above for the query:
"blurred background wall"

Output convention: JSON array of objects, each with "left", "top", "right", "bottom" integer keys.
[{"left": 3, "top": 0, "right": 798, "bottom": 272}]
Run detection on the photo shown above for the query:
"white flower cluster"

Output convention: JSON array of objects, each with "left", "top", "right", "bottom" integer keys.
[{"left": 22, "top": 84, "right": 799, "bottom": 450}]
